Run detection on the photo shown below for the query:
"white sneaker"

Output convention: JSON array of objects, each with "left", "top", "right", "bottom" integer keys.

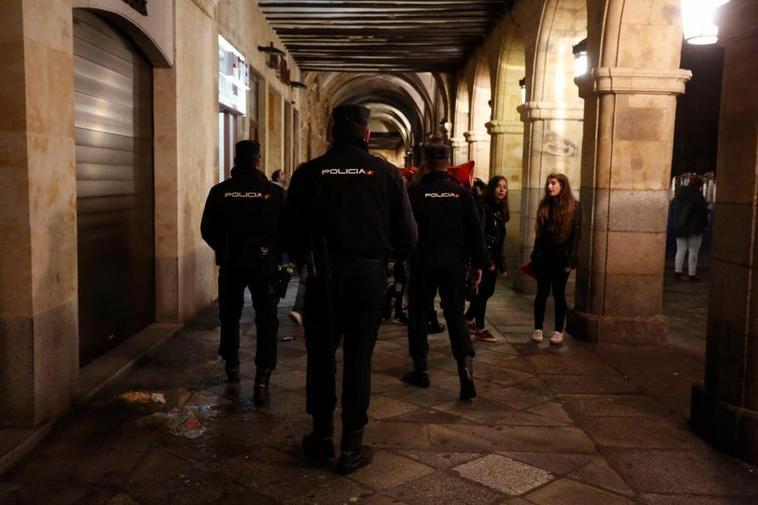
[
  {"left": 531, "top": 329, "right": 544, "bottom": 343},
  {"left": 289, "top": 310, "right": 303, "bottom": 326},
  {"left": 550, "top": 331, "right": 564, "bottom": 345}
]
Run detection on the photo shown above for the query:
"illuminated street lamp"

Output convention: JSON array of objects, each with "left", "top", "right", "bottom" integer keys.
[
  {"left": 519, "top": 77, "right": 526, "bottom": 104},
  {"left": 572, "top": 39, "right": 588, "bottom": 78},
  {"left": 682, "top": 0, "right": 730, "bottom": 45}
]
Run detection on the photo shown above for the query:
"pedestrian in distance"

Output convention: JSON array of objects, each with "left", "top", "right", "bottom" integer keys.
[
  {"left": 271, "top": 169, "right": 287, "bottom": 190},
  {"left": 402, "top": 142, "right": 486, "bottom": 401},
  {"left": 286, "top": 104, "right": 417, "bottom": 475},
  {"left": 672, "top": 175, "right": 709, "bottom": 281},
  {"left": 530, "top": 173, "right": 581, "bottom": 345},
  {"left": 200, "top": 140, "right": 286, "bottom": 406}
]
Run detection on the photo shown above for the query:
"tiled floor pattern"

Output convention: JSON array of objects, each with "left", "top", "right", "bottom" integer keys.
[{"left": 1, "top": 279, "right": 755, "bottom": 505}]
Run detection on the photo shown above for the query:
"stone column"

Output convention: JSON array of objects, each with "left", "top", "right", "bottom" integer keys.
[
  {"left": 487, "top": 119, "right": 524, "bottom": 270},
  {"left": 513, "top": 101, "right": 584, "bottom": 293},
  {"left": 154, "top": 0, "right": 218, "bottom": 323},
  {"left": 464, "top": 130, "right": 491, "bottom": 181},
  {"left": 0, "top": 0, "right": 79, "bottom": 426},
  {"left": 566, "top": 68, "right": 691, "bottom": 343},
  {"left": 691, "top": 0, "right": 758, "bottom": 464},
  {"left": 450, "top": 136, "right": 468, "bottom": 165}
]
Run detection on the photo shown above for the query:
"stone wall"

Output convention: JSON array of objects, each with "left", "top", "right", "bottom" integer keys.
[
  {"left": 691, "top": 0, "right": 758, "bottom": 464},
  {"left": 0, "top": 0, "right": 78, "bottom": 426},
  {"left": 0, "top": 0, "right": 305, "bottom": 427}
]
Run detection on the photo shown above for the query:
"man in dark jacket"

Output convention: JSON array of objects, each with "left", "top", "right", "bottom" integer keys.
[
  {"left": 403, "top": 143, "right": 486, "bottom": 401},
  {"left": 672, "top": 175, "right": 709, "bottom": 280},
  {"left": 286, "top": 104, "right": 417, "bottom": 474},
  {"left": 200, "top": 140, "right": 286, "bottom": 406}
]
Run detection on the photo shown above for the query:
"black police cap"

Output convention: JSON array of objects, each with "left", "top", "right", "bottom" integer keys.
[
  {"left": 332, "top": 104, "right": 370, "bottom": 125},
  {"left": 424, "top": 143, "right": 451, "bottom": 161},
  {"left": 235, "top": 140, "right": 260, "bottom": 159}
]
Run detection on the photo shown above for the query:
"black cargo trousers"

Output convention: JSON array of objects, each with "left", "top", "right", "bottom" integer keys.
[
  {"left": 304, "top": 258, "right": 386, "bottom": 433},
  {"left": 407, "top": 248, "right": 474, "bottom": 361},
  {"left": 217, "top": 257, "right": 280, "bottom": 371}
]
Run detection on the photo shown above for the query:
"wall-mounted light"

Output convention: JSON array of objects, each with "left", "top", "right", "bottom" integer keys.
[
  {"left": 572, "top": 39, "right": 588, "bottom": 78},
  {"left": 290, "top": 81, "right": 307, "bottom": 89},
  {"left": 257, "top": 42, "right": 286, "bottom": 56},
  {"left": 682, "top": 0, "right": 730, "bottom": 45},
  {"left": 518, "top": 77, "right": 526, "bottom": 104}
]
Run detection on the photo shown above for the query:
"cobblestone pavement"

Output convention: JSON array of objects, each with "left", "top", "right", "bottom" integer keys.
[{"left": 1, "top": 280, "right": 756, "bottom": 505}]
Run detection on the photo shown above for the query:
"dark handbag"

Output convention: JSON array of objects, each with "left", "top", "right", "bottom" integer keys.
[{"left": 520, "top": 261, "right": 536, "bottom": 279}]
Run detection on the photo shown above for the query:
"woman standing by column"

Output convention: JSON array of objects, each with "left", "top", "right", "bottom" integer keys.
[
  {"left": 530, "top": 173, "right": 581, "bottom": 345},
  {"left": 466, "top": 176, "right": 509, "bottom": 342}
]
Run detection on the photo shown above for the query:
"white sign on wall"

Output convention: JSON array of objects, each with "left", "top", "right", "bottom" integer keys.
[{"left": 219, "top": 35, "right": 249, "bottom": 114}]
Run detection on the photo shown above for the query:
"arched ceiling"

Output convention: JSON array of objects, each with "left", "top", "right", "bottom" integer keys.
[
  {"left": 321, "top": 72, "right": 435, "bottom": 145},
  {"left": 259, "top": 1, "right": 514, "bottom": 72}
]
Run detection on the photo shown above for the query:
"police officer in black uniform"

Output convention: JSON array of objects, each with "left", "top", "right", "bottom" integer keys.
[
  {"left": 286, "top": 104, "right": 417, "bottom": 474},
  {"left": 200, "top": 140, "right": 285, "bottom": 406},
  {"left": 403, "top": 142, "right": 486, "bottom": 401}
]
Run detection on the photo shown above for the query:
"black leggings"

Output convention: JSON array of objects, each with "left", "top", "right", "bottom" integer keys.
[
  {"left": 465, "top": 267, "right": 497, "bottom": 329},
  {"left": 534, "top": 266, "right": 570, "bottom": 332}
]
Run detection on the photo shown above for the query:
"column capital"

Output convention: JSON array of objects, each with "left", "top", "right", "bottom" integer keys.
[
  {"left": 486, "top": 120, "right": 522, "bottom": 136},
  {"left": 517, "top": 101, "right": 584, "bottom": 123},
  {"left": 464, "top": 131, "right": 490, "bottom": 143},
  {"left": 575, "top": 67, "right": 692, "bottom": 98}
]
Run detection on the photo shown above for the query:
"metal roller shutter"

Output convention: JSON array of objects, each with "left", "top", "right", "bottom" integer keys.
[{"left": 73, "top": 10, "right": 155, "bottom": 366}]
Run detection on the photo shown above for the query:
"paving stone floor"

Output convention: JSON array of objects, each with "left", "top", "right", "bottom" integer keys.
[
  {"left": 661, "top": 254, "right": 709, "bottom": 360},
  {"left": 1, "top": 278, "right": 756, "bottom": 505}
]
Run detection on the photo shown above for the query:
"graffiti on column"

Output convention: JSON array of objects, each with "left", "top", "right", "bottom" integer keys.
[{"left": 542, "top": 131, "right": 577, "bottom": 157}]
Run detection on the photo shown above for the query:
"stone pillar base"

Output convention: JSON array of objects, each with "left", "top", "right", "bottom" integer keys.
[
  {"left": 691, "top": 381, "right": 758, "bottom": 464},
  {"left": 566, "top": 309, "right": 666, "bottom": 344}
]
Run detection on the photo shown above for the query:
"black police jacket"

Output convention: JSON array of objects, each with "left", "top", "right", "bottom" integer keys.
[
  {"left": 408, "top": 170, "right": 487, "bottom": 268},
  {"left": 285, "top": 139, "right": 417, "bottom": 264},
  {"left": 200, "top": 167, "right": 286, "bottom": 268}
]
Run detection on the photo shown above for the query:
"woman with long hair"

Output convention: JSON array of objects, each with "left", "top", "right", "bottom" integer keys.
[
  {"left": 530, "top": 173, "right": 581, "bottom": 345},
  {"left": 466, "top": 175, "right": 509, "bottom": 342}
]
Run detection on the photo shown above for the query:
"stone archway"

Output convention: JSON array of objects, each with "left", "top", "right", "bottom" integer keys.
[
  {"left": 313, "top": 72, "right": 439, "bottom": 166},
  {"left": 452, "top": 78, "right": 471, "bottom": 165},
  {"left": 468, "top": 54, "right": 493, "bottom": 180},
  {"left": 489, "top": 19, "right": 527, "bottom": 271},
  {"left": 514, "top": 0, "right": 587, "bottom": 293}
]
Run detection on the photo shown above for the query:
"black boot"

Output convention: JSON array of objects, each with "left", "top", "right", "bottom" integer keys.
[
  {"left": 253, "top": 368, "right": 272, "bottom": 406},
  {"left": 337, "top": 428, "right": 373, "bottom": 475},
  {"left": 457, "top": 357, "right": 476, "bottom": 401},
  {"left": 303, "top": 418, "right": 335, "bottom": 463},
  {"left": 401, "top": 358, "right": 430, "bottom": 388},
  {"left": 225, "top": 356, "right": 240, "bottom": 383}
]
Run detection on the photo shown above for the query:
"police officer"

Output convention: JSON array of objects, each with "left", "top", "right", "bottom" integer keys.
[
  {"left": 200, "top": 140, "right": 285, "bottom": 406},
  {"left": 286, "top": 104, "right": 417, "bottom": 474},
  {"left": 403, "top": 142, "right": 486, "bottom": 401}
]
